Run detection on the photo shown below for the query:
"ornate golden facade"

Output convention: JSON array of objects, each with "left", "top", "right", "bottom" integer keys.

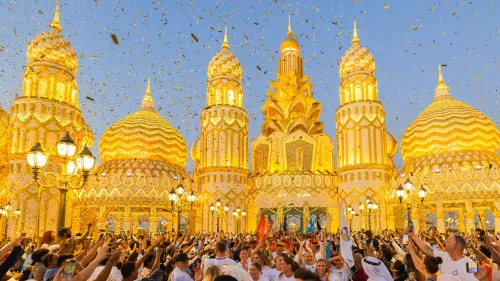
[
  {"left": 391, "top": 67, "right": 500, "bottom": 233},
  {"left": 247, "top": 20, "right": 336, "bottom": 232},
  {"left": 336, "top": 21, "right": 397, "bottom": 231},
  {"left": 72, "top": 79, "right": 195, "bottom": 234},
  {"left": 4, "top": 4, "right": 94, "bottom": 237},
  {"left": 191, "top": 29, "right": 249, "bottom": 233},
  {"left": 1, "top": 8, "right": 499, "bottom": 235}
]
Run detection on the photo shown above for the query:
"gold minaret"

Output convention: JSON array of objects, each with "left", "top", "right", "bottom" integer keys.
[
  {"left": 336, "top": 21, "right": 397, "bottom": 231},
  {"left": 191, "top": 28, "right": 249, "bottom": 232},
  {"left": 7, "top": 2, "right": 94, "bottom": 237}
]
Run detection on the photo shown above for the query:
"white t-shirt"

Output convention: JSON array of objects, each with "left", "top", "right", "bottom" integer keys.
[
  {"left": 88, "top": 265, "right": 122, "bottom": 281},
  {"left": 248, "top": 276, "right": 269, "bottom": 281},
  {"left": 328, "top": 272, "right": 340, "bottom": 281},
  {"left": 262, "top": 267, "right": 280, "bottom": 281},
  {"left": 170, "top": 267, "right": 193, "bottom": 281},
  {"left": 203, "top": 257, "right": 237, "bottom": 271},
  {"left": 237, "top": 260, "right": 252, "bottom": 272},
  {"left": 330, "top": 263, "right": 350, "bottom": 281},
  {"left": 315, "top": 252, "right": 323, "bottom": 261},
  {"left": 276, "top": 273, "right": 294, "bottom": 281},
  {"left": 302, "top": 263, "right": 317, "bottom": 272},
  {"left": 433, "top": 249, "right": 478, "bottom": 281}
]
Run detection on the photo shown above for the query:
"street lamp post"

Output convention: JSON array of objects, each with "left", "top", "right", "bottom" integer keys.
[
  {"left": 210, "top": 199, "right": 228, "bottom": 232},
  {"left": 395, "top": 178, "right": 427, "bottom": 228},
  {"left": 26, "top": 132, "right": 96, "bottom": 236},
  {"left": 358, "top": 198, "right": 378, "bottom": 231},
  {"left": 168, "top": 181, "right": 196, "bottom": 232},
  {"left": 347, "top": 205, "right": 357, "bottom": 231},
  {"left": 0, "top": 203, "right": 21, "bottom": 239},
  {"left": 232, "top": 207, "right": 246, "bottom": 233}
]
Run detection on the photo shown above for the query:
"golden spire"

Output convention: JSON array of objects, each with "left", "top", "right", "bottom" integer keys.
[
  {"left": 435, "top": 65, "right": 450, "bottom": 98},
  {"left": 221, "top": 27, "right": 229, "bottom": 49},
  {"left": 288, "top": 14, "right": 292, "bottom": 35},
  {"left": 50, "top": 0, "right": 62, "bottom": 32},
  {"left": 141, "top": 77, "right": 155, "bottom": 111},
  {"left": 352, "top": 20, "right": 360, "bottom": 46}
]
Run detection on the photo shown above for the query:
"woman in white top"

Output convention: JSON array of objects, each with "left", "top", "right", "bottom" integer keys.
[
  {"left": 238, "top": 246, "right": 252, "bottom": 272},
  {"left": 249, "top": 263, "right": 270, "bottom": 281},
  {"left": 276, "top": 256, "right": 296, "bottom": 281},
  {"left": 315, "top": 259, "right": 339, "bottom": 281},
  {"left": 252, "top": 251, "right": 275, "bottom": 281}
]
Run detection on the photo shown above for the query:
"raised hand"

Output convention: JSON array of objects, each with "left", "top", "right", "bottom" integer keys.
[{"left": 96, "top": 245, "right": 111, "bottom": 261}]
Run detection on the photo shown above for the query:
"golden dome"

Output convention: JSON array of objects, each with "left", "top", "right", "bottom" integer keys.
[
  {"left": 401, "top": 66, "right": 500, "bottom": 161},
  {"left": 99, "top": 79, "right": 188, "bottom": 166},
  {"left": 280, "top": 16, "right": 300, "bottom": 52},
  {"left": 339, "top": 21, "right": 376, "bottom": 79},
  {"left": 27, "top": 3, "right": 78, "bottom": 75},
  {"left": 207, "top": 28, "right": 242, "bottom": 81}
]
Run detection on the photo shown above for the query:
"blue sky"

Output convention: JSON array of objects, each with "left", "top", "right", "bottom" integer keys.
[{"left": 0, "top": 0, "right": 498, "bottom": 173}]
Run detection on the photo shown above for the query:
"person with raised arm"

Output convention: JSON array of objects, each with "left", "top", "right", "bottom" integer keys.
[{"left": 408, "top": 229, "right": 477, "bottom": 281}]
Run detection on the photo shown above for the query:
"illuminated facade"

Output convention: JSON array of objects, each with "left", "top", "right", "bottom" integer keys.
[
  {"left": 393, "top": 67, "right": 500, "bottom": 234},
  {"left": 191, "top": 29, "right": 249, "bottom": 233},
  {"left": 246, "top": 20, "right": 336, "bottom": 232},
  {"left": 335, "top": 21, "right": 397, "bottom": 232},
  {"left": 1, "top": 8, "right": 499, "bottom": 235},
  {"left": 4, "top": 4, "right": 94, "bottom": 237},
  {"left": 73, "top": 79, "right": 194, "bottom": 234}
]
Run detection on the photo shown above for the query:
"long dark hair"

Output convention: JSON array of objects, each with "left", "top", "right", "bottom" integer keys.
[
  {"left": 423, "top": 256, "right": 443, "bottom": 274},
  {"left": 279, "top": 255, "right": 298, "bottom": 277}
]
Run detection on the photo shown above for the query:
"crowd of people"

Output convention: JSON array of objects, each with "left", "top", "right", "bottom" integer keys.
[{"left": 0, "top": 223, "right": 497, "bottom": 281}]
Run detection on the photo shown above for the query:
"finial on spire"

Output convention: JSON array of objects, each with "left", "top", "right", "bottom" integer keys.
[
  {"left": 141, "top": 77, "right": 155, "bottom": 112},
  {"left": 435, "top": 64, "right": 451, "bottom": 99},
  {"left": 352, "top": 20, "right": 360, "bottom": 46},
  {"left": 288, "top": 14, "right": 292, "bottom": 35},
  {"left": 221, "top": 27, "right": 230, "bottom": 49},
  {"left": 50, "top": 0, "right": 62, "bottom": 32}
]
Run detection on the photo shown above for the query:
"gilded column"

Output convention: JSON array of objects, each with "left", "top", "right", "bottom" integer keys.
[
  {"left": 493, "top": 212, "right": 500, "bottom": 234},
  {"left": 122, "top": 217, "right": 131, "bottom": 233},
  {"left": 465, "top": 213, "right": 475, "bottom": 233},
  {"left": 114, "top": 215, "right": 121, "bottom": 234},
  {"left": 97, "top": 216, "right": 107, "bottom": 231},
  {"left": 419, "top": 211, "right": 427, "bottom": 232},
  {"left": 412, "top": 209, "right": 420, "bottom": 233},
  {"left": 149, "top": 217, "right": 157, "bottom": 235},
  {"left": 457, "top": 209, "right": 465, "bottom": 233},
  {"left": 328, "top": 207, "right": 339, "bottom": 232},
  {"left": 335, "top": 21, "right": 396, "bottom": 217},
  {"left": 191, "top": 28, "right": 248, "bottom": 233}
]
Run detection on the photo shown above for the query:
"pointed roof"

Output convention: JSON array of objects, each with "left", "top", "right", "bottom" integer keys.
[
  {"left": 221, "top": 27, "right": 229, "bottom": 49},
  {"left": 351, "top": 20, "right": 360, "bottom": 46},
  {"left": 434, "top": 65, "right": 451, "bottom": 99},
  {"left": 140, "top": 77, "right": 155, "bottom": 112},
  {"left": 49, "top": 0, "right": 62, "bottom": 32},
  {"left": 280, "top": 15, "right": 300, "bottom": 52},
  {"left": 288, "top": 14, "right": 292, "bottom": 35}
]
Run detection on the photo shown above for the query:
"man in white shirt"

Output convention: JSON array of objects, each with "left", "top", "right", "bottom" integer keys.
[
  {"left": 328, "top": 255, "right": 349, "bottom": 281},
  {"left": 171, "top": 253, "right": 194, "bottom": 281},
  {"left": 203, "top": 241, "right": 236, "bottom": 271},
  {"left": 409, "top": 231, "right": 478, "bottom": 281}
]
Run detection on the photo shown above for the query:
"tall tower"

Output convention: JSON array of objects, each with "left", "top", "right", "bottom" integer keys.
[
  {"left": 7, "top": 2, "right": 94, "bottom": 236},
  {"left": 335, "top": 21, "right": 397, "bottom": 231},
  {"left": 249, "top": 18, "right": 335, "bottom": 232},
  {"left": 191, "top": 28, "right": 249, "bottom": 232}
]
